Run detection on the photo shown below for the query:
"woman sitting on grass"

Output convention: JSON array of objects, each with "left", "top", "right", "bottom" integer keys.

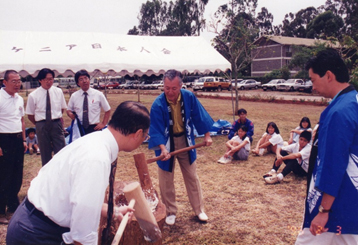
[
  {"left": 252, "top": 122, "right": 284, "bottom": 156},
  {"left": 288, "top": 117, "right": 312, "bottom": 144},
  {"left": 218, "top": 125, "right": 250, "bottom": 164}
]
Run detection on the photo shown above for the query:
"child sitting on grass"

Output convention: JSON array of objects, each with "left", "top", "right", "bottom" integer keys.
[
  {"left": 288, "top": 117, "right": 312, "bottom": 144},
  {"left": 26, "top": 128, "right": 40, "bottom": 155},
  {"left": 263, "top": 130, "right": 312, "bottom": 184},
  {"left": 218, "top": 125, "right": 250, "bottom": 164},
  {"left": 252, "top": 122, "right": 284, "bottom": 156}
]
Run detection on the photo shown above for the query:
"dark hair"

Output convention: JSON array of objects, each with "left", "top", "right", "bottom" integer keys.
[
  {"left": 75, "top": 70, "right": 90, "bottom": 86},
  {"left": 237, "top": 108, "right": 247, "bottom": 115},
  {"left": 266, "top": 122, "right": 280, "bottom": 134},
  {"left": 108, "top": 101, "right": 150, "bottom": 136},
  {"left": 238, "top": 125, "right": 248, "bottom": 140},
  {"left": 4, "top": 70, "right": 18, "bottom": 81},
  {"left": 305, "top": 48, "right": 349, "bottom": 83},
  {"left": 300, "top": 130, "right": 312, "bottom": 142},
  {"left": 164, "top": 69, "right": 183, "bottom": 84},
  {"left": 26, "top": 127, "right": 36, "bottom": 136},
  {"left": 37, "top": 68, "right": 55, "bottom": 81},
  {"left": 299, "top": 117, "right": 311, "bottom": 129}
]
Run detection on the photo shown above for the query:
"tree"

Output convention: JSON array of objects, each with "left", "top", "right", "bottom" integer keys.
[
  {"left": 130, "top": 0, "right": 209, "bottom": 36},
  {"left": 324, "top": 0, "right": 358, "bottom": 41},
  {"left": 256, "top": 7, "right": 273, "bottom": 35},
  {"left": 209, "top": 0, "right": 261, "bottom": 114},
  {"left": 281, "top": 7, "right": 320, "bottom": 37},
  {"left": 306, "top": 11, "right": 344, "bottom": 39}
]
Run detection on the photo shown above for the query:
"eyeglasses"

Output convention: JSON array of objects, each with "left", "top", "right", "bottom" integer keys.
[
  {"left": 8, "top": 79, "right": 22, "bottom": 84},
  {"left": 144, "top": 134, "right": 150, "bottom": 141}
]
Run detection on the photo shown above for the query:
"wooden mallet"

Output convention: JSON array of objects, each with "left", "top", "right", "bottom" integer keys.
[{"left": 111, "top": 182, "right": 162, "bottom": 244}]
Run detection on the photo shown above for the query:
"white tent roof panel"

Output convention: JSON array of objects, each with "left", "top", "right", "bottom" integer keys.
[{"left": 0, "top": 30, "right": 231, "bottom": 77}]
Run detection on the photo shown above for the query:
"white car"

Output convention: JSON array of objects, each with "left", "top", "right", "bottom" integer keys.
[
  {"left": 193, "top": 78, "right": 205, "bottom": 91},
  {"left": 277, "top": 79, "right": 305, "bottom": 91},
  {"left": 262, "top": 79, "right": 286, "bottom": 91}
]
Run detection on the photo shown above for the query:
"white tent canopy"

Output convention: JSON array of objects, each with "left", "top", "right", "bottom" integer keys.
[{"left": 0, "top": 30, "right": 230, "bottom": 78}]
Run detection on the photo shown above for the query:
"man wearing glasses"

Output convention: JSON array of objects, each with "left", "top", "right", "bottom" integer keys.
[
  {"left": 26, "top": 68, "right": 67, "bottom": 166},
  {"left": 67, "top": 70, "right": 111, "bottom": 136},
  {"left": 149, "top": 69, "right": 214, "bottom": 225},
  {"left": 0, "top": 70, "right": 27, "bottom": 224}
]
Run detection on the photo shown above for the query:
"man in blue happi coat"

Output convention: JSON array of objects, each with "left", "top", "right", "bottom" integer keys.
[
  {"left": 148, "top": 70, "right": 213, "bottom": 226},
  {"left": 295, "top": 49, "right": 358, "bottom": 244}
]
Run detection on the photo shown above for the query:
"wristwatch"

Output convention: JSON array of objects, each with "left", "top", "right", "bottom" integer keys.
[{"left": 319, "top": 205, "right": 331, "bottom": 213}]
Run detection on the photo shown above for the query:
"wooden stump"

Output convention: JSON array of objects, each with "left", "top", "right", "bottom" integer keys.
[{"left": 99, "top": 181, "right": 166, "bottom": 245}]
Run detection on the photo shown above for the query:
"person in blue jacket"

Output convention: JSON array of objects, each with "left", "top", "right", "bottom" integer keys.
[
  {"left": 148, "top": 70, "right": 213, "bottom": 226},
  {"left": 228, "top": 108, "right": 254, "bottom": 143},
  {"left": 296, "top": 49, "right": 358, "bottom": 244}
]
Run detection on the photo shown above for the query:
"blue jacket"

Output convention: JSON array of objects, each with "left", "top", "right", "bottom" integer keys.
[
  {"left": 148, "top": 89, "right": 214, "bottom": 172},
  {"left": 228, "top": 118, "right": 254, "bottom": 141}
]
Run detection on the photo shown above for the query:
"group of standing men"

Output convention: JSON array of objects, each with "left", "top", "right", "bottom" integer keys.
[
  {"left": 0, "top": 68, "right": 111, "bottom": 226},
  {"left": 1, "top": 48, "right": 358, "bottom": 245}
]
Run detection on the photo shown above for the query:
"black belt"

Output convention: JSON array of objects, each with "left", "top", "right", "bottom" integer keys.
[
  {"left": 173, "top": 132, "right": 185, "bottom": 137},
  {"left": 0, "top": 133, "right": 22, "bottom": 138},
  {"left": 35, "top": 118, "right": 61, "bottom": 123},
  {"left": 24, "top": 197, "right": 61, "bottom": 228}
]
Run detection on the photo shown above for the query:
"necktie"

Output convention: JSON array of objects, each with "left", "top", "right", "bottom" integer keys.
[
  {"left": 46, "top": 90, "right": 51, "bottom": 126},
  {"left": 101, "top": 159, "right": 117, "bottom": 244},
  {"left": 82, "top": 92, "right": 89, "bottom": 129}
]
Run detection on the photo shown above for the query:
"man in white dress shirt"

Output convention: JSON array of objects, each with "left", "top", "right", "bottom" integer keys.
[
  {"left": 26, "top": 68, "right": 67, "bottom": 166},
  {"left": 7, "top": 101, "right": 150, "bottom": 245},
  {"left": 67, "top": 70, "right": 111, "bottom": 135},
  {"left": 0, "top": 70, "right": 27, "bottom": 224}
]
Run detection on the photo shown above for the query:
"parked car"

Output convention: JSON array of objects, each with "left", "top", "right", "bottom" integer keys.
[
  {"left": 99, "top": 81, "right": 119, "bottom": 89},
  {"left": 119, "top": 81, "right": 134, "bottom": 89},
  {"left": 230, "top": 79, "right": 243, "bottom": 90},
  {"left": 277, "top": 79, "right": 304, "bottom": 91},
  {"left": 193, "top": 78, "right": 205, "bottom": 91},
  {"left": 202, "top": 76, "right": 231, "bottom": 91},
  {"left": 235, "top": 79, "right": 260, "bottom": 90},
  {"left": 262, "top": 79, "right": 286, "bottom": 91},
  {"left": 150, "top": 80, "right": 162, "bottom": 89},
  {"left": 297, "top": 80, "right": 313, "bottom": 93}
]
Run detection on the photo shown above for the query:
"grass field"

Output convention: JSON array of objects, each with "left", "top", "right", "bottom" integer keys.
[{"left": 0, "top": 90, "right": 324, "bottom": 244}]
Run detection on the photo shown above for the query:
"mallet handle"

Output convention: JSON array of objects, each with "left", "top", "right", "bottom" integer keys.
[
  {"left": 147, "top": 142, "right": 206, "bottom": 164},
  {"left": 111, "top": 199, "right": 136, "bottom": 245}
]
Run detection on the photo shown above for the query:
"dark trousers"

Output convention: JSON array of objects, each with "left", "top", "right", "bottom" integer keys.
[
  {"left": 273, "top": 150, "right": 307, "bottom": 177},
  {"left": 0, "top": 133, "right": 24, "bottom": 214},
  {"left": 36, "top": 120, "right": 65, "bottom": 166},
  {"left": 6, "top": 197, "right": 70, "bottom": 245},
  {"left": 83, "top": 124, "right": 97, "bottom": 135}
]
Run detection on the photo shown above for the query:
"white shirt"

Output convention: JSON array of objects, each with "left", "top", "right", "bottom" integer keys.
[
  {"left": 28, "top": 128, "right": 118, "bottom": 245},
  {"left": 0, "top": 88, "right": 24, "bottom": 133},
  {"left": 262, "top": 132, "right": 284, "bottom": 148},
  {"left": 232, "top": 135, "right": 251, "bottom": 151},
  {"left": 26, "top": 86, "right": 67, "bottom": 121},
  {"left": 281, "top": 142, "right": 312, "bottom": 172},
  {"left": 67, "top": 88, "right": 110, "bottom": 124}
]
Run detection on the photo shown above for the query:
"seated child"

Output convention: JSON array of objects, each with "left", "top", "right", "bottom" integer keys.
[
  {"left": 26, "top": 128, "right": 40, "bottom": 155},
  {"left": 263, "top": 131, "right": 312, "bottom": 184},
  {"left": 252, "top": 122, "right": 284, "bottom": 156},
  {"left": 288, "top": 117, "right": 312, "bottom": 144},
  {"left": 218, "top": 125, "right": 250, "bottom": 164},
  {"left": 228, "top": 108, "right": 254, "bottom": 143}
]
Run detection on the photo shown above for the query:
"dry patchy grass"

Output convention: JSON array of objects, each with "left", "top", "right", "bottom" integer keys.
[{"left": 0, "top": 91, "right": 324, "bottom": 244}]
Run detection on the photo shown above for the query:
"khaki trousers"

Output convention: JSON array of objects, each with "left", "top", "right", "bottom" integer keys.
[{"left": 158, "top": 135, "right": 204, "bottom": 216}]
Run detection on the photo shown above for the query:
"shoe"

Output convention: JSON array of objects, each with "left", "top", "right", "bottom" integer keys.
[
  {"left": 36, "top": 151, "right": 40, "bottom": 155},
  {"left": 263, "top": 170, "right": 276, "bottom": 178},
  {"left": 198, "top": 212, "right": 208, "bottom": 222},
  {"left": 217, "top": 156, "right": 226, "bottom": 164},
  {"left": 258, "top": 148, "right": 265, "bottom": 156},
  {"left": 165, "top": 215, "right": 176, "bottom": 225},
  {"left": 0, "top": 216, "right": 9, "bottom": 224},
  {"left": 29, "top": 148, "right": 33, "bottom": 155},
  {"left": 264, "top": 173, "right": 281, "bottom": 184}
]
